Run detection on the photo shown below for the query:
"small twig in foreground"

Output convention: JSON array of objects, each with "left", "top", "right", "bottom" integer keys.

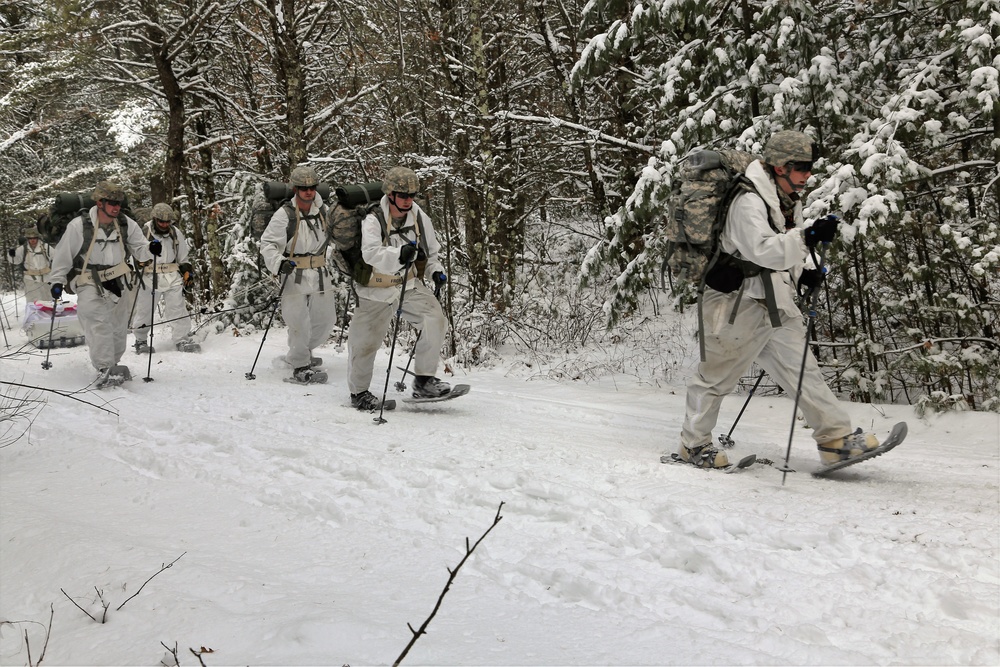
[
  {"left": 60, "top": 588, "right": 97, "bottom": 623},
  {"left": 117, "top": 552, "right": 186, "bottom": 611},
  {"left": 28, "top": 604, "right": 54, "bottom": 667},
  {"left": 4, "top": 604, "right": 53, "bottom": 667},
  {"left": 392, "top": 502, "right": 504, "bottom": 667},
  {"left": 62, "top": 553, "right": 186, "bottom": 624},
  {"left": 160, "top": 641, "right": 180, "bottom": 666}
]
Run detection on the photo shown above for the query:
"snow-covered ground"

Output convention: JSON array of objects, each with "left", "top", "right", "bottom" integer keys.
[{"left": 1, "top": 294, "right": 998, "bottom": 666}]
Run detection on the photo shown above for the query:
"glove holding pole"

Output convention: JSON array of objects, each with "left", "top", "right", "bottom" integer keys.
[{"left": 803, "top": 214, "right": 839, "bottom": 248}]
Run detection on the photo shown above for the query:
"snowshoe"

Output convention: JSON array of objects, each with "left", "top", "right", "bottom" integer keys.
[{"left": 133, "top": 340, "right": 154, "bottom": 354}]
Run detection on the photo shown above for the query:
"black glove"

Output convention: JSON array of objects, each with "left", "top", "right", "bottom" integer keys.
[
  {"left": 432, "top": 271, "right": 447, "bottom": 287},
  {"left": 416, "top": 247, "right": 427, "bottom": 263},
  {"left": 7, "top": 248, "right": 14, "bottom": 258},
  {"left": 278, "top": 259, "right": 296, "bottom": 275},
  {"left": 804, "top": 215, "right": 839, "bottom": 247},
  {"left": 149, "top": 238, "right": 162, "bottom": 256},
  {"left": 50, "top": 283, "right": 63, "bottom": 299},
  {"left": 797, "top": 268, "right": 825, "bottom": 298},
  {"left": 399, "top": 242, "right": 418, "bottom": 265}
]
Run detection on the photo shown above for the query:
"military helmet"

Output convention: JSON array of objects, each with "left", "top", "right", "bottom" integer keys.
[
  {"left": 23, "top": 226, "right": 40, "bottom": 239},
  {"left": 289, "top": 165, "right": 320, "bottom": 188},
  {"left": 93, "top": 180, "right": 125, "bottom": 202},
  {"left": 151, "top": 203, "right": 175, "bottom": 222},
  {"left": 382, "top": 166, "right": 419, "bottom": 195},
  {"left": 763, "top": 131, "right": 819, "bottom": 168}
]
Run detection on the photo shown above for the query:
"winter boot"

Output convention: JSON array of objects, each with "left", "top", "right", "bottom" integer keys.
[
  {"left": 292, "top": 366, "right": 328, "bottom": 384},
  {"left": 817, "top": 429, "right": 880, "bottom": 466},
  {"left": 175, "top": 337, "right": 202, "bottom": 353},
  {"left": 134, "top": 340, "right": 154, "bottom": 354},
  {"left": 351, "top": 390, "right": 381, "bottom": 411},
  {"left": 677, "top": 443, "right": 730, "bottom": 469},
  {"left": 412, "top": 376, "right": 451, "bottom": 399}
]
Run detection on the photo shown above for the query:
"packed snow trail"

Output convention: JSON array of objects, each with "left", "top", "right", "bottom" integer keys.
[{"left": 1, "top": 325, "right": 998, "bottom": 665}]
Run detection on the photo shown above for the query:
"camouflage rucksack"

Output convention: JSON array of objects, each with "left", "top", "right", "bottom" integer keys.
[{"left": 663, "top": 148, "right": 759, "bottom": 294}]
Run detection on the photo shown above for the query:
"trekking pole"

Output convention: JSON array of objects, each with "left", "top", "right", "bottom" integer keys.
[
  {"left": 126, "top": 268, "right": 147, "bottom": 330},
  {"left": 143, "top": 257, "right": 157, "bottom": 382},
  {"left": 718, "top": 369, "right": 767, "bottom": 449},
  {"left": 0, "top": 290, "right": 14, "bottom": 343},
  {"left": 780, "top": 243, "right": 829, "bottom": 485},
  {"left": 1, "top": 301, "right": 10, "bottom": 349},
  {"left": 394, "top": 328, "right": 421, "bottom": 392},
  {"left": 375, "top": 258, "right": 415, "bottom": 425},
  {"left": 245, "top": 269, "right": 292, "bottom": 380},
  {"left": 40, "top": 294, "right": 59, "bottom": 369},
  {"left": 335, "top": 287, "right": 354, "bottom": 352},
  {"left": 394, "top": 281, "right": 441, "bottom": 392}
]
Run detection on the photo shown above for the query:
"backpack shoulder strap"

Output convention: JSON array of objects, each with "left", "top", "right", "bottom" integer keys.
[
  {"left": 118, "top": 217, "right": 131, "bottom": 259},
  {"left": 281, "top": 201, "right": 296, "bottom": 241},
  {"left": 415, "top": 211, "right": 429, "bottom": 251},
  {"left": 370, "top": 205, "right": 390, "bottom": 244}
]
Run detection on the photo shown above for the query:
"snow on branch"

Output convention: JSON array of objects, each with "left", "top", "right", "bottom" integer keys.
[{"left": 497, "top": 112, "right": 658, "bottom": 154}]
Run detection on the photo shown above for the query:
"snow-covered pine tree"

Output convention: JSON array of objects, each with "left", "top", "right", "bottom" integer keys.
[{"left": 219, "top": 174, "right": 282, "bottom": 333}]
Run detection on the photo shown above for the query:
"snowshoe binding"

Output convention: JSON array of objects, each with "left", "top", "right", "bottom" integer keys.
[
  {"left": 284, "top": 366, "right": 328, "bottom": 385},
  {"left": 133, "top": 340, "right": 154, "bottom": 354},
  {"left": 402, "top": 382, "right": 470, "bottom": 404},
  {"left": 95, "top": 365, "right": 131, "bottom": 389},
  {"left": 813, "top": 422, "right": 907, "bottom": 477},
  {"left": 351, "top": 390, "right": 395, "bottom": 411},
  {"left": 175, "top": 338, "right": 202, "bottom": 353},
  {"left": 673, "top": 443, "right": 730, "bottom": 469}
]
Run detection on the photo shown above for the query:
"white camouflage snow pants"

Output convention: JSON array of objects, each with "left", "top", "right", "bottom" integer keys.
[
  {"left": 74, "top": 281, "right": 133, "bottom": 371},
  {"left": 680, "top": 288, "right": 852, "bottom": 450},
  {"left": 347, "top": 282, "right": 447, "bottom": 395},
  {"left": 281, "top": 290, "right": 338, "bottom": 370},
  {"left": 131, "top": 278, "right": 192, "bottom": 346}
]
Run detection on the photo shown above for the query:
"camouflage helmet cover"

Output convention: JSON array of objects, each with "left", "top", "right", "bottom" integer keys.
[
  {"left": 151, "top": 203, "right": 175, "bottom": 222},
  {"left": 382, "top": 166, "right": 419, "bottom": 195},
  {"left": 93, "top": 180, "right": 125, "bottom": 201},
  {"left": 289, "top": 165, "right": 320, "bottom": 188},
  {"left": 762, "top": 130, "right": 819, "bottom": 168},
  {"left": 23, "top": 226, "right": 40, "bottom": 239}
]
